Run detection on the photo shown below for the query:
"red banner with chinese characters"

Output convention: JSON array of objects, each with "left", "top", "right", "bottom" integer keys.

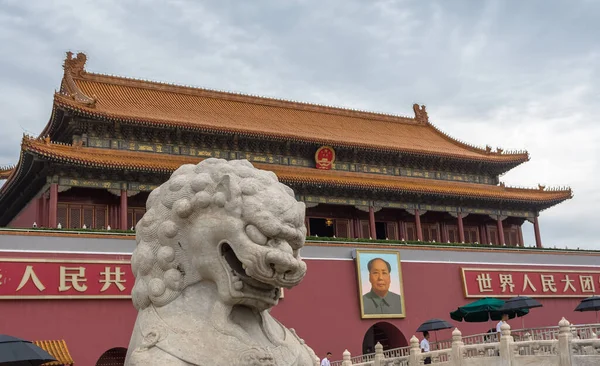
[
  {"left": 0, "top": 258, "right": 133, "bottom": 299},
  {"left": 461, "top": 268, "right": 600, "bottom": 298}
]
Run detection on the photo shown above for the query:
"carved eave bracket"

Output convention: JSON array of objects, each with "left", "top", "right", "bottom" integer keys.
[
  {"left": 405, "top": 209, "right": 427, "bottom": 216},
  {"left": 304, "top": 202, "right": 319, "bottom": 208},
  {"left": 60, "top": 51, "right": 97, "bottom": 108},
  {"left": 57, "top": 185, "right": 72, "bottom": 193},
  {"left": 448, "top": 212, "right": 469, "bottom": 219},
  {"left": 108, "top": 189, "right": 140, "bottom": 197},
  {"left": 354, "top": 205, "right": 382, "bottom": 213},
  {"left": 490, "top": 215, "right": 508, "bottom": 221}
]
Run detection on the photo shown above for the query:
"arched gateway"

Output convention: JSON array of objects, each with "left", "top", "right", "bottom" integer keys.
[
  {"left": 362, "top": 322, "right": 407, "bottom": 354},
  {"left": 96, "top": 347, "right": 127, "bottom": 366}
]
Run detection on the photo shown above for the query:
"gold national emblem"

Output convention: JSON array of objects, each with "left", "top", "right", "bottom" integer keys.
[{"left": 315, "top": 146, "right": 335, "bottom": 170}]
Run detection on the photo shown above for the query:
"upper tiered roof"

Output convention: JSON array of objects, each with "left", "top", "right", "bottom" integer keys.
[{"left": 47, "top": 52, "right": 529, "bottom": 165}]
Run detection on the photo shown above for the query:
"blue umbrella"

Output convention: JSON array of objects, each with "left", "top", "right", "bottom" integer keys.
[{"left": 0, "top": 334, "right": 56, "bottom": 366}]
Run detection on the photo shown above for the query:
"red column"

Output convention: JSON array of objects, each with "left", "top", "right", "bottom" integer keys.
[
  {"left": 497, "top": 216, "right": 505, "bottom": 245},
  {"left": 48, "top": 183, "right": 58, "bottom": 228},
  {"left": 480, "top": 224, "right": 487, "bottom": 245},
  {"left": 414, "top": 209, "right": 423, "bottom": 241},
  {"left": 533, "top": 216, "right": 542, "bottom": 248},
  {"left": 457, "top": 213, "right": 465, "bottom": 243},
  {"left": 518, "top": 225, "right": 525, "bottom": 247},
  {"left": 41, "top": 193, "right": 47, "bottom": 227},
  {"left": 368, "top": 206, "right": 376, "bottom": 239},
  {"left": 120, "top": 190, "right": 128, "bottom": 230}
]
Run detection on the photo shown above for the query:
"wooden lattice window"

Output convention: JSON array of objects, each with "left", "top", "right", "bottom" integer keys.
[
  {"left": 57, "top": 204, "right": 68, "bottom": 228},
  {"left": 447, "top": 224, "right": 458, "bottom": 243},
  {"left": 95, "top": 206, "right": 107, "bottom": 228},
  {"left": 386, "top": 222, "right": 399, "bottom": 240},
  {"left": 360, "top": 220, "right": 370, "bottom": 239},
  {"left": 56, "top": 203, "right": 108, "bottom": 229},
  {"left": 504, "top": 226, "right": 520, "bottom": 246},
  {"left": 335, "top": 219, "right": 350, "bottom": 238},
  {"left": 69, "top": 207, "right": 81, "bottom": 229},
  {"left": 488, "top": 225, "right": 498, "bottom": 245},
  {"left": 422, "top": 223, "right": 440, "bottom": 242},
  {"left": 405, "top": 222, "right": 416, "bottom": 241},
  {"left": 82, "top": 206, "right": 94, "bottom": 228},
  {"left": 464, "top": 226, "right": 480, "bottom": 243},
  {"left": 127, "top": 207, "right": 147, "bottom": 229}
]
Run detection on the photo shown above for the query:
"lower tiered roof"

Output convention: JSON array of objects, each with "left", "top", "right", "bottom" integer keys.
[{"left": 0, "top": 136, "right": 572, "bottom": 208}]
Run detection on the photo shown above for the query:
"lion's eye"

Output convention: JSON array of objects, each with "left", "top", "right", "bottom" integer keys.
[{"left": 245, "top": 225, "right": 268, "bottom": 245}]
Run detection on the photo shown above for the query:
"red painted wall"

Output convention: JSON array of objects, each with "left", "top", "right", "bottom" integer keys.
[
  {"left": 0, "top": 251, "right": 597, "bottom": 364},
  {"left": 0, "top": 252, "right": 137, "bottom": 365},
  {"left": 271, "top": 260, "right": 599, "bottom": 361},
  {"left": 2, "top": 299, "right": 136, "bottom": 365},
  {"left": 9, "top": 199, "right": 37, "bottom": 228}
]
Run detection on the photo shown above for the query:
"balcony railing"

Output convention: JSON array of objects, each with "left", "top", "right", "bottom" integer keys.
[{"left": 331, "top": 322, "right": 600, "bottom": 366}]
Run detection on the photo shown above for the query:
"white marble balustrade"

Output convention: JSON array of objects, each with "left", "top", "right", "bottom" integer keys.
[{"left": 334, "top": 318, "right": 600, "bottom": 366}]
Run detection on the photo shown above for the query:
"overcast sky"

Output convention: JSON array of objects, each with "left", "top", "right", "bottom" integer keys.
[{"left": 0, "top": 0, "right": 598, "bottom": 249}]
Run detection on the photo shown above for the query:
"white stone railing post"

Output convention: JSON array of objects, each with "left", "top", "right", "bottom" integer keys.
[
  {"left": 558, "top": 318, "right": 572, "bottom": 366},
  {"left": 373, "top": 342, "right": 384, "bottom": 366},
  {"left": 341, "top": 349, "right": 352, "bottom": 366},
  {"left": 451, "top": 328, "right": 463, "bottom": 366},
  {"left": 408, "top": 335, "right": 421, "bottom": 366},
  {"left": 499, "top": 322, "right": 513, "bottom": 366}
]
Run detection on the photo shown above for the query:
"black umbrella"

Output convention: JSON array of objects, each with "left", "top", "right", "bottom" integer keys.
[
  {"left": 416, "top": 318, "right": 453, "bottom": 332},
  {"left": 500, "top": 296, "right": 543, "bottom": 329},
  {"left": 0, "top": 334, "right": 56, "bottom": 366},
  {"left": 416, "top": 318, "right": 453, "bottom": 347},
  {"left": 574, "top": 296, "right": 600, "bottom": 322}
]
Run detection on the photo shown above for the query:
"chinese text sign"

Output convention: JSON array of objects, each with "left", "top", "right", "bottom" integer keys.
[
  {"left": 0, "top": 258, "right": 133, "bottom": 299},
  {"left": 462, "top": 268, "right": 600, "bottom": 298}
]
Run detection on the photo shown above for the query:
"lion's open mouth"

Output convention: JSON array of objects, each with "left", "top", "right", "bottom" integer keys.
[{"left": 220, "top": 243, "right": 279, "bottom": 298}]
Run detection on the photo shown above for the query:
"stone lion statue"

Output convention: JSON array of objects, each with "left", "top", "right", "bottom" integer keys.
[{"left": 124, "top": 159, "right": 320, "bottom": 366}]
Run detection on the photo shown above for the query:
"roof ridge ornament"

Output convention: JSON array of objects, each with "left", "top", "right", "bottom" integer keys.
[
  {"left": 412, "top": 103, "right": 429, "bottom": 123},
  {"left": 61, "top": 51, "right": 97, "bottom": 108},
  {"left": 63, "top": 51, "right": 87, "bottom": 77}
]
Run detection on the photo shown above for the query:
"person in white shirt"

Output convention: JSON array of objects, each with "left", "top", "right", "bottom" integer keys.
[
  {"left": 320, "top": 352, "right": 332, "bottom": 366},
  {"left": 496, "top": 313, "right": 509, "bottom": 337},
  {"left": 420, "top": 331, "right": 431, "bottom": 364}
]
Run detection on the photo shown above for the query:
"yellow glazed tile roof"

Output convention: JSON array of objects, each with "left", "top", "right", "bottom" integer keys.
[
  {"left": 52, "top": 52, "right": 529, "bottom": 164},
  {"left": 33, "top": 339, "right": 74, "bottom": 365},
  {"left": 22, "top": 137, "right": 571, "bottom": 204},
  {"left": 0, "top": 166, "right": 13, "bottom": 180}
]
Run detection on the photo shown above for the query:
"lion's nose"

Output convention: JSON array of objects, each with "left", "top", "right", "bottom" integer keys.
[{"left": 265, "top": 250, "right": 300, "bottom": 275}]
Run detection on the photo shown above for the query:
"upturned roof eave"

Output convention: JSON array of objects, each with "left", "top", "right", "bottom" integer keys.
[{"left": 20, "top": 139, "right": 571, "bottom": 209}]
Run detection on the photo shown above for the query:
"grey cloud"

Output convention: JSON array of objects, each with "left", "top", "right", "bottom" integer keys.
[{"left": 0, "top": 0, "right": 598, "bottom": 248}]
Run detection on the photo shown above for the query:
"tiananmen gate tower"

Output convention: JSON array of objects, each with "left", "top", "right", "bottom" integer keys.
[{"left": 0, "top": 52, "right": 596, "bottom": 366}]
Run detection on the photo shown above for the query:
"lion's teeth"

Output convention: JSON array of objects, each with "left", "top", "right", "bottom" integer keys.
[
  {"left": 233, "top": 281, "right": 244, "bottom": 290},
  {"left": 242, "top": 263, "right": 247, "bottom": 270}
]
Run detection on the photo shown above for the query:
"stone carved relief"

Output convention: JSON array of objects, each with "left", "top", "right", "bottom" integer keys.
[{"left": 124, "top": 158, "right": 319, "bottom": 366}]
